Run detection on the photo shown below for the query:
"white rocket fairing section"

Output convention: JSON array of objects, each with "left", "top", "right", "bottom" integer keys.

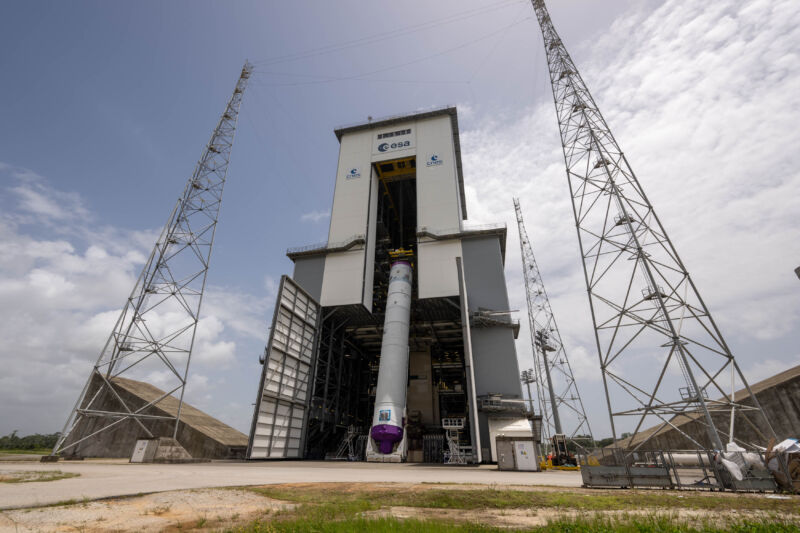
[{"left": 367, "top": 260, "right": 412, "bottom": 461}]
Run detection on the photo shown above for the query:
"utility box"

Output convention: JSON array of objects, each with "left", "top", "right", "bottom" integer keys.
[
  {"left": 496, "top": 436, "right": 540, "bottom": 471},
  {"left": 488, "top": 417, "right": 539, "bottom": 462},
  {"left": 514, "top": 440, "right": 538, "bottom": 471},
  {"left": 496, "top": 438, "right": 515, "bottom": 470}
]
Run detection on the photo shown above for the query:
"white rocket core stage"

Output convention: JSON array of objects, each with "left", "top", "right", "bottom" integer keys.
[{"left": 368, "top": 260, "right": 413, "bottom": 459}]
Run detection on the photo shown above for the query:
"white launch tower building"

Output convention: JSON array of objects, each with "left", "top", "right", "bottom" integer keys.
[{"left": 248, "top": 107, "right": 537, "bottom": 463}]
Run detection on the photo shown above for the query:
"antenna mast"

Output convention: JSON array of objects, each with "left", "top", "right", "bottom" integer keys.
[
  {"left": 52, "top": 62, "right": 253, "bottom": 456},
  {"left": 530, "top": 0, "right": 774, "bottom": 453},
  {"left": 514, "top": 198, "right": 593, "bottom": 449}
]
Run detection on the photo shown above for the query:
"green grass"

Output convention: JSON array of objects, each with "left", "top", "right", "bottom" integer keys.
[
  {"left": 231, "top": 515, "right": 800, "bottom": 533},
  {"left": 536, "top": 516, "right": 800, "bottom": 533},
  {"left": 234, "top": 484, "right": 800, "bottom": 533},
  {"left": 234, "top": 516, "right": 501, "bottom": 532},
  {"left": 0, "top": 448, "right": 51, "bottom": 455},
  {"left": 0, "top": 470, "right": 80, "bottom": 483},
  {"left": 248, "top": 484, "right": 800, "bottom": 513}
]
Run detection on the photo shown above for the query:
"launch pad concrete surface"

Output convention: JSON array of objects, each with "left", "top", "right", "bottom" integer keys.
[{"left": 0, "top": 459, "right": 581, "bottom": 510}]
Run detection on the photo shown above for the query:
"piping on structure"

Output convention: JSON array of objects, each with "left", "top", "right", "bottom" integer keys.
[
  {"left": 52, "top": 62, "right": 253, "bottom": 457},
  {"left": 366, "top": 259, "right": 413, "bottom": 462},
  {"left": 530, "top": 0, "right": 775, "bottom": 454},
  {"left": 514, "top": 198, "right": 593, "bottom": 450}
]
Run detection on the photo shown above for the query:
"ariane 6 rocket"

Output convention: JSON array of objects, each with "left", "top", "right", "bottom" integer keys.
[{"left": 369, "top": 260, "right": 413, "bottom": 456}]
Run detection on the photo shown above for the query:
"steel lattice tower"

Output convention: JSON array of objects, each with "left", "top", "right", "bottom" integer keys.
[
  {"left": 530, "top": 0, "right": 774, "bottom": 452},
  {"left": 52, "top": 62, "right": 252, "bottom": 456},
  {"left": 514, "top": 198, "right": 593, "bottom": 449}
]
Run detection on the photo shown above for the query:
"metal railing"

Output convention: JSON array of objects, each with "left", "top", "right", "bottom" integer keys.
[
  {"left": 286, "top": 234, "right": 365, "bottom": 257},
  {"left": 579, "top": 448, "right": 781, "bottom": 493},
  {"left": 417, "top": 222, "right": 506, "bottom": 240}
]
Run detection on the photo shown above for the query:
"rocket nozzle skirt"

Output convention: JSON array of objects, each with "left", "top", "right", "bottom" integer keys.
[{"left": 370, "top": 260, "right": 413, "bottom": 454}]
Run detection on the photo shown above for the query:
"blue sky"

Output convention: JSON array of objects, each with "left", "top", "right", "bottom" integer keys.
[{"left": 1, "top": 0, "right": 799, "bottom": 440}]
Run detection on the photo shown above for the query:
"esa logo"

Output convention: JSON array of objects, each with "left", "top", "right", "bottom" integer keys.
[
  {"left": 426, "top": 154, "right": 443, "bottom": 167},
  {"left": 346, "top": 167, "right": 361, "bottom": 179},
  {"left": 378, "top": 140, "right": 411, "bottom": 152}
]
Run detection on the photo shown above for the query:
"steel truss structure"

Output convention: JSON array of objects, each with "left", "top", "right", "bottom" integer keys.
[
  {"left": 514, "top": 198, "right": 592, "bottom": 449},
  {"left": 53, "top": 62, "right": 252, "bottom": 456},
  {"left": 530, "top": 0, "right": 774, "bottom": 452}
]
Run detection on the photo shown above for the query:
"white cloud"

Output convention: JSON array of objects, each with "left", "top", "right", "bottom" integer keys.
[
  {"left": 461, "top": 0, "right": 800, "bottom": 438},
  {"left": 0, "top": 166, "right": 271, "bottom": 435},
  {"left": 300, "top": 209, "right": 330, "bottom": 222},
  {"left": 744, "top": 356, "right": 800, "bottom": 386},
  {"left": 5, "top": 166, "right": 90, "bottom": 224}
]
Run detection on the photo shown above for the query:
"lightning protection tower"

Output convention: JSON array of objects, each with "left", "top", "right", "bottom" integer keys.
[
  {"left": 52, "top": 62, "right": 252, "bottom": 457},
  {"left": 530, "top": 0, "right": 775, "bottom": 453},
  {"left": 514, "top": 198, "right": 593, "bottom": 450}
]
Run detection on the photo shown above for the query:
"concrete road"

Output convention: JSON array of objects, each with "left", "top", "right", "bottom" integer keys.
[{"left": 0, "top": 459, "right": 582, "bottom": 510}]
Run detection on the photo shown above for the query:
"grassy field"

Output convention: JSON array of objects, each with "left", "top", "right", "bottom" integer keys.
[
  {"left": 0, "top": 448, "right": 50, "bottom": 455},
  {"left": 232, "top": 484, "right": 800, "bottom": 533},
  {"left": 234, "top": 516, "right": 800, "bottom": 532},
  {"left": 3, "top": 482, "right": 797, "bottom": 532},
  {"left": 248, "top": 484, "right": 800, "bottom": 513}
]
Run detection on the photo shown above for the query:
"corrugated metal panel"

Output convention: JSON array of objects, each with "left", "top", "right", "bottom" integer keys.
[{"left": 248, "top": 276, "right": 319, "bottom": 459}]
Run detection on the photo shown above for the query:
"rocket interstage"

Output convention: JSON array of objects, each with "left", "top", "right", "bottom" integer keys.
[{"left": 369, "top": 260, "right": 413, "bottom": 454}]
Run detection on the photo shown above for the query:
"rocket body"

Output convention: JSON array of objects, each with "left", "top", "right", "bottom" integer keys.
[{"left": 370, "top": 260, "right": 413, "bottom": 454}]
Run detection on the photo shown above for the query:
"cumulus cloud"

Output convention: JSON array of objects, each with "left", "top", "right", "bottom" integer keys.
[
  {"left": 300, "top": 209, "right": 331, "bottom": 223},
  {"left": 0, "top": 166, "right": 271, "bottom": 435},
  {"left": 4, "top": 165, "right": 91, "bottom": 227},
  {"left": 461, "top": 0, "right": 800, "bottom": 438}
]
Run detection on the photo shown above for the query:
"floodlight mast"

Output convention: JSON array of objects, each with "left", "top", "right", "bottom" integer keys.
[
  {"left": 529, "top": 0, "right": 775, "bottom": 453},
  {"left": 52, "top": 62, "right": 253, "bottom": 456},
  {"left": 514, "top": 198, "right": 593, "bottom": 449}
]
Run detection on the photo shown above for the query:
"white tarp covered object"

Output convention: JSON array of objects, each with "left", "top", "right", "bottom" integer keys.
[
  {"left": 773, "top": 438, "right": 800, "bottom": 454},
  {"left": 766, "top": 438, "right": 800, "bottom": 491}
]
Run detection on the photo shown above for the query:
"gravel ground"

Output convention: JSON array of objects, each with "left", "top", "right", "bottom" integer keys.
[{"left": 0, "top": 488, "right": 292, "bottom": 532}]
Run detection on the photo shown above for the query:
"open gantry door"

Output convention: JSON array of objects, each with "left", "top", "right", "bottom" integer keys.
[{"left": 248, "top": 276, "right": 320, "bottom": 459}]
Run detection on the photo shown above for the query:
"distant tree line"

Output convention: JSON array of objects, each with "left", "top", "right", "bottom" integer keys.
[{"left": 0, "top": 431, "right": 59, "bottom": 450}]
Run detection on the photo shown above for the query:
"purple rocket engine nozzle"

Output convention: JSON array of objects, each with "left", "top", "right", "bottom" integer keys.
[{"left": 370, "top": 424, "right": 404, "bottom": 454}]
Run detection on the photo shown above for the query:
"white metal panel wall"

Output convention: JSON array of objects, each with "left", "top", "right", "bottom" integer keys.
[
  {"left": 371, "top": 126, "right": 416, "bottom": 160},
  {"left": 249, "top": 277, "right": 319, "bottom": 459},
  {"left": 328, "top": 129, "right": 373, "bottom": 241},
  {"left": 416, "top": 115, "right": 462, "bottom": 232},
  {"left": 322, "top": 249, "right": 367, "bottom": 307},
  {"left": 321, "top": 129, "right": 373, "bottom": 306},
  {"left": 414, "top": 115, "right": 463, "bottom": 299},
  {"left": 417, "top": 239, "right": 462, "bottom": 298}
]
